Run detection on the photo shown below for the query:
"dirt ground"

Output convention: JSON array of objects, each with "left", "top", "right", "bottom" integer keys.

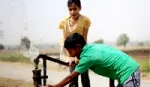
[
  {"left": 0, "top": 77, "right": 33, "bottom": 87},
  {"left": 0, "top": 61, "right": 150, "bottom": 87}
]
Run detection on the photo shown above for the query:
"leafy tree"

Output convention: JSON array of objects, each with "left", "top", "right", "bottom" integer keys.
[
  {"left": 94, "top": 39, "right": 104, "bottom": 44},
  {"left": 116, "top": 33, "right": 129, "bottom": 47},
  {"left": 0, "top": 44, "right": 4, "bottom": 51},
  {"left": 20, "top": 37, "right": 31, "bottom": 49}
]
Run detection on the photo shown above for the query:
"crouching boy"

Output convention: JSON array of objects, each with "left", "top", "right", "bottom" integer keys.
[{"left": 44, "top": 33, "right": 140, "bottom": 87}]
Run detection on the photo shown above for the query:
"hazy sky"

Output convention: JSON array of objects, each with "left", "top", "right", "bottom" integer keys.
[{"left": 0, "top": 0, "right": 150, "bottom": 45}]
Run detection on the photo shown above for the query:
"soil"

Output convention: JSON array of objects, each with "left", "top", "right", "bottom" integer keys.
[{"left": 0, "top": 61, "right": 150, "bottom": 87}]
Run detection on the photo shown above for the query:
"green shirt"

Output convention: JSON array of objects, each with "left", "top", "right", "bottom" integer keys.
[{"left": 75, "top": 44, "right": 139, "bottom": 84}]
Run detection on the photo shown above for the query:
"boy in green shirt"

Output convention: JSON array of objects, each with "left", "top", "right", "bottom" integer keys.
[{"left": 44, "top": 33, "right": 140, "bottom": 87}]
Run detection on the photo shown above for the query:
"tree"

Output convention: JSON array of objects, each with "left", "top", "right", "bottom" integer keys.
[
  {"left": 94, "top": 39, "right": 104, "bottom": 44},
  {"left": 0, "top": 44, "right": 4, "bottom": 51},
  {"left": 20, "top": 37, "right": 31, "bottom": 49},
  {"left": 116, "top": 33, "right": 129, "bottom": 47}
]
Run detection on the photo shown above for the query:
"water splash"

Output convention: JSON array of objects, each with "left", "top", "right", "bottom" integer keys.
[{"left": 21, "top": 43, "right": 39, "bottom": 62}]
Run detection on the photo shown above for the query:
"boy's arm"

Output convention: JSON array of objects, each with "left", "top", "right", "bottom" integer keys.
[{"left": 46, "top": 71, "right": 80, "bottom": 87}]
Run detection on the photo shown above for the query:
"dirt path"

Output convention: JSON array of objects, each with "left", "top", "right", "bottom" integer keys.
[{"left": 0, "top": 62, "right": 149, "bottom": 87}]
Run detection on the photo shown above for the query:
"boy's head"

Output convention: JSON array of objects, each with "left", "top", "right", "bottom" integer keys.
[
  {"left": 67, "top": 0, "right": 81, "bottom": 20},
  {"left": 64, "top": 33, "right": 86, "bottom": 58}
]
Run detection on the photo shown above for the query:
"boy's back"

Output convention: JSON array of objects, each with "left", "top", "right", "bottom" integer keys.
[{"left": 76, "top": 44, "right": 139, "bottom": 84}]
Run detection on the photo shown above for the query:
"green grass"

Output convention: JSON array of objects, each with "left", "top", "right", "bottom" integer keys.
[
  {"left": 0, "top": 52, "right": 31, "bottom": 63},
  {"left": 136, "top": 59, "right": 150, "bottom": 73},
  {"left": 135, "top": 59, "right": 150, "bottom": 80},
  {"left": 0, "top": 52, "right": 149, "bottom": 73}
]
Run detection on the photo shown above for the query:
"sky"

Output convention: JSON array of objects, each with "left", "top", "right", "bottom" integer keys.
[{"left": 0, "top": 0, "right": 150, "bottom": 45}]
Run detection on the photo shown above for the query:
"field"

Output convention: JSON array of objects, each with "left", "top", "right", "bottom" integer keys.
[
  {"left": 0, "top": 48, "right": 150, "bottom": 73},
  {"left": 1, "top": 48, "right": 149, "bottom": 72},
  {"left": 0, "top": 48, "right": 149, "bottom": 87}
]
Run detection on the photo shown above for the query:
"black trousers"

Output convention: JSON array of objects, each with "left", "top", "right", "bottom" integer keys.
[{"left": 69, "top": 64, "right": 90, "bottom": 87}]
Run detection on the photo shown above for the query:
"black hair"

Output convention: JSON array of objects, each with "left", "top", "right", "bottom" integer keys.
[
  {"left": 64, "top": 33, "right": 86, "bottom": 49},
  {"left": 67, "top": 0, "right": 81, "bottom": 8}
]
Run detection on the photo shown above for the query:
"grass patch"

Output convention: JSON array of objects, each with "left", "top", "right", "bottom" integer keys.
[
  {"left": 138, "top": 59, "right": 150, "bottom": 80},
  {"left": 0, "top": 51, "right": 149, "bottom": 73},
  {"left": 0, "top": 52, "right": 31, "bottom": 63},
  {"left": 136, "top": 59, "right": 150, "bottom": 73}
]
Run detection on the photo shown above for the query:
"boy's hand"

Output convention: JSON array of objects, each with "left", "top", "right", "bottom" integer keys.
[
  {"left": 75, "top": 57, "right": 79, "bottom": 64},
  {"left": 69, "top": 57, "right": 79, "bottom": 66},
  {"left": 69, "top": 57, "right": 75, "bottom": 66},
  {"left": 69, "top": 59, "right": 72, "bottom": 66},
  {"left": 69, "top": 59, "right": 75, "bottom": 67}
]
